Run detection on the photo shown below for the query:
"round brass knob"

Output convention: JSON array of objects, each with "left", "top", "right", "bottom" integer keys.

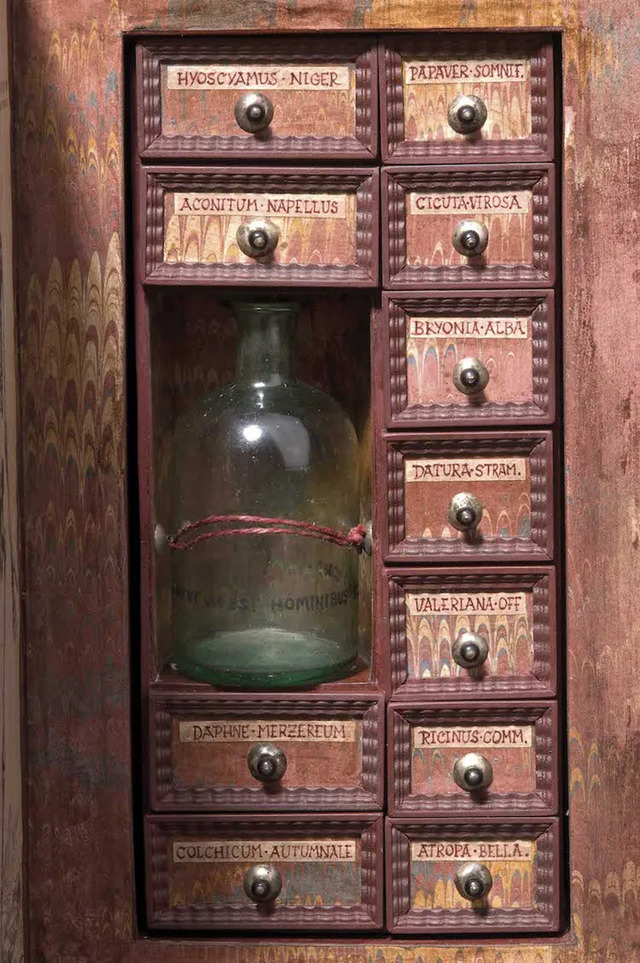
[
  {"left": 234, "top": 92, "right": 274, "bottom": 133},
  {"left": 236, "top": 218, "right": 280, "bottom": 258},
  {"left": 452, "top": 630, "right": 489, "bottom": 670},
  {"left": 247, "top": 743, "right": 287, "bottom": 783},
  {"left": 453, "top": 752, "right": 494, "bottom": 792},
  {"left": 447, "top": 492, "right": 483, "bottom": 532},
  {"left": 454, "top": 862, "right": 493, "bottom": 901},
  {"left": 447, "top": 94, "right": 488, "bottom": 134},
  {"left": 243, "top": 864, "right": 282, "bottom": 903},
  {"left": 452, "top": 220, "right": 489, "bottom": 257},
  {"left": 453, "top": 357, "right": 490, "bottom": 395}
]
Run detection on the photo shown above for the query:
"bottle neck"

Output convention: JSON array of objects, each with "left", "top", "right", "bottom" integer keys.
[{"left": 233, "top": 305, "right": 297, "bottom": 387}]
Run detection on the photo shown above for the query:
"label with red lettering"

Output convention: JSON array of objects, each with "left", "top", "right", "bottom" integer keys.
[
  {"left": 409, "top": 191, "right": 530, "bottom": 216},
  {"left": 411, "top": 840, "right": 533, "bottom": 861},
  {"left": 406, "top": 591, "right": 528, "bottom": 616},
  {"left": 405, "top": 457, "right": 527, "bottom": 483},
  {"left": 407, "top": 316, "right": 529, "bottom": 339},
  {"left": 166, "top": 64, "right": 351, "bottom": 91},
  {"left": 412, "top": 725, "right": 533, "bottom": 749},
  {"left": 172, "top": 192, "right": 346, "bottom": 218},
  {"left": 404, "top": 59, "right": 529, "bottom": 86},
  {"left": 173, "top": 839, "right": 357, "bottom": 863}
]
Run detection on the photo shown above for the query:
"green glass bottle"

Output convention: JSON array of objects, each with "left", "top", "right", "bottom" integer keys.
[{"left": 168, "top": 302, "right": 361, "bottom": 688}]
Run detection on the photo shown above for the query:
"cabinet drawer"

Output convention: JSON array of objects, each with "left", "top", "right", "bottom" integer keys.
[
  {"left": 380, "top": 35, "right": 554, "bottom": 163},
  {"left": 382, "top": 432, "right": 554, "bottom": 562},
  {"left": 145, "top": 814, "right": 384, "bottom": 930},
  {"left": 137, "top": 38, "right": 378, "bottom": 160},
  {"left": 386, "top": 818, "right": 560, "bottom": 933},
  {"left": 388, "top": 702, "right": 558, "bottom": 814},
  {"left": 385, "top": 568, "right": 556, "bottom": 699},
  {"left": 141, "top": 167, "right": 379, "bottom": 286},
  {"left": 149, "top": 692, "right": 384, "bottom": 812},
  {"left": 382, "top": 166, "right": 554, "bottom": 288},
  {"left": 383, "top": 291, "right": 555, "bottom": 427}
]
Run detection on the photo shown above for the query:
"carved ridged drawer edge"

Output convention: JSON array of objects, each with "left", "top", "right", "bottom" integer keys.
[
  {"left": 380, "top": 35, "right": 553, "bottom": 162},
  {"left": 386, "top": 569, "right": 555, "bottom": 697},
  {"left": 383, "top": 166, "right": 554, "bottom": 288},
  {"left": 385, "top": 291, "right": 554, "bottom": 427},
  {"left": 386, "top": 817, "right": 560, "bottom": 933},
  {"left": 149, "top": 692, "right": 384, "bottom": 811},
  {"left": 137, "top": 37, "right": 378, "bottom": 158},
  {"left": 145, "top": 814, "right": 383, "bottom": 930},
  {"left": 142, "top": 167, "right": 379, "bottom": 286},
  {"left": 388, "top": 702, "right": 558, "bottom": 814},
  {"left": 384, "top": 432, "right": 554, "bottom": 561}
]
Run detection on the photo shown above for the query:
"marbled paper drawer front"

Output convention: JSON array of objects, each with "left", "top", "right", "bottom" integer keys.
[
  {"left": 146, "top": 814, "right": 383, "bottom": 930},
  {"left": 138, "top": 38, "right": 378, "bottom": 159},
  {"left": 384, "top": 292, "right": 555, "bottom": 427},
  {"left": 143, "top": 167, "right": 379, "bottom": 286},
  {"left": 386, "top": 818, "right": 560, "bottom": 933},
  {"left": 386, "top": 569, "right": 556, "bottom": 698},
  {"left": 383, "top": 432, "right": 553, "bottom": 562},
  {"left": 388, "top": 703, "right": 558, "bottom": 814},
  {"left": 380, "top": 35, "right": 554, "bottom": 162},
  {"left": 149, "top": 691, "right": 384, "bottom": 812},
  {"left": 382, "top": 167, "right": 554, "bottom": 289}
]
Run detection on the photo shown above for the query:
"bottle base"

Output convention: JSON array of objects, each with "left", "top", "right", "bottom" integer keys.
[{"left": 174, "top": 627, "right": 358, "bottom": 689}]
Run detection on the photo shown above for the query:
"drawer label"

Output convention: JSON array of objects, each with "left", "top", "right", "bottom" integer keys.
[
  {"left": 409, "top": 191, "right": 530, "bottom": 215},
  {"left": 411, "top": 840, "right": 533, "bottom": 861},
  {"left": 166, "top": 64, "right": 351, "bottom": 91},
  {"left": 413, "top": 725, "right": 533, "bottom": 748},
  {"left": 407, "top": 591, "right": 528, "bottom": 615},
  {"left": 173, "top": 839, "right": 357, "bottom": 863},
  {"left": 173, "top": 192, "right": 346, "bottom": 218},
  {"left": 178, "top": 720, "right": 357, "bottom": 743},
  {"left": 408, "top": 316, "right": 529, "bottom": 339},
  {"left": 405, "top": 457, "right": 527, "bottom": 483},
  {"left": 404, "top": 59, "right": 529, "bottom": 85}
]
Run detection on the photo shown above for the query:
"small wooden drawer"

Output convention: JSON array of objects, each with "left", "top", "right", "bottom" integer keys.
[
  {"left": 380, "top": 35, "right": 554, "bottom": 163},
  {"left": 382, "top": 431, "right": 554, "bottom": 562},
  {"left": 141, "top": 166, "right": 379, "bottom": 286},
  {"left": 137, "top": 37, "right": 378, "bottom": 160},
  {"left": 385, "top": 568, "right": 556, "bottom": 699},
  {"left": 382, "top": 166, "right": 554, "bottom": 289},
  {"left": 145, "top": 814, "right": 384, "bottom": 931},
  {"left": 386, "top": 817, "right": 561, "bottom": 933},
  {"left": 148, "top": 691, "right": 384, "bottom": 812},
  {"left": 388, "top": 702, "right": 558, "bottom": 814},
  {"left": 383, "top": 291, "right": 555, "bottom": 427}
]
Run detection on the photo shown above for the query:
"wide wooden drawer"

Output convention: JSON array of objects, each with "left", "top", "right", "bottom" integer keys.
[
  {"left": 386, "top": 817, "right": 561, "bottom": 933},
  {"left": 385, "top": 568, "right": 556, "bottom": 699},
  {"left": 382, "top": 166, "right": 555, "bottom": 289},
  {"left": 137, "top": 37, "right": 378, "bottom": 160},
  {"left": 141, "top": 166, "right": 379, "bottom": 286},
  {"left": 383, "top": 291, "right": 555, "bottom": 427},
  {"left": 380, "top": 35, "right": 554, "bottom": 163},
  {"left": 382, "top": 431, "right": 554, "bottom": 562},
  {"left": 388, "top": 702, "right": 558, "bottom": 814},
  {"left": 145, "top": 814, "right": 384, "bottom": 930},
  {"left": 148, "top": 692, "right": 384, "bottom": 811}
]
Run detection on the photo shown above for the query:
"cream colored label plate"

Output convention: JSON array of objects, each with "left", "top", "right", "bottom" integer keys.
[
  {"left": 407, "top": 316, "right": 529, "bottom": 339},
  {"left": 409, "top": 191, "right": 530, "bottom": 215},
  {"left": 178, "top": 720, "right": 357, "bottom": 743},
  {"left": 411, "top": 840, "right": 533, "bottom": 861},
  {"left": 403, "top": 59, "right": 529, "bottom": 85},
  {"left": 166, "top": 64, "right": 351, "bottom": 90},
  {"left": 173, "top": 192, "right": 346, "bottom": 218},
  {"left": 173, "top": 839, "right": 358, "bottom": 863},
  {"left": 412, "top": 725, "right": 533, "bottom": 749},
  {"left": 406, "top": 591, "right": 529, "bottom": 616},
  {"left": 405, "top": 457, "right": 527, "bottom": 483}
]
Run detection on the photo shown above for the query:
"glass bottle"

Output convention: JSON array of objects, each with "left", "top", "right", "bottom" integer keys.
[{"left": 168, "top": 302, "right": 362, "bottom": 688}]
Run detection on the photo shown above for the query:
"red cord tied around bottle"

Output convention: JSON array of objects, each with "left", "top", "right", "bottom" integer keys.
[{"left": 168, "top": 514, "right": 368, "bottom": 553}]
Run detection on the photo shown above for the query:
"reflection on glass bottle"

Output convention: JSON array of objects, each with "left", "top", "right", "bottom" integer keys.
[{"left": 168, "top": 302, "right": 362, "bottom": 688}]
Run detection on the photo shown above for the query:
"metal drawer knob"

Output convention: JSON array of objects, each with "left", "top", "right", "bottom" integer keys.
[
  {"left": 452, "top": 630, "right": 489, "bottom": 669},
  {"left": 447, "top": 492, "right": 483, "bottom": 532},
  {"left": 448, "top": 93, "right": 488, "bottom": 134},
  {"left": 247, "top": 743, "right": 287, "bottom": 783},
  {"left": 234, "top": 92, "right": 274, "bottom": 133},
  {"left": 236, "top": 217, "right": 280, "bottom": 258},
  {"left": 453, "top": 752, "right": 494, "bottom": 792},
  {"left": 453, "top": 357, "right": 489, "bottom": 395},
  {"left": 455, "top": 861, "right": 493, "bottom": 901},
  {"left": 243, "top": 864, "right": 282, "bottom": 903},
  {"left": 452, "top": 219, "right": 489, "bottom": 257}
]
